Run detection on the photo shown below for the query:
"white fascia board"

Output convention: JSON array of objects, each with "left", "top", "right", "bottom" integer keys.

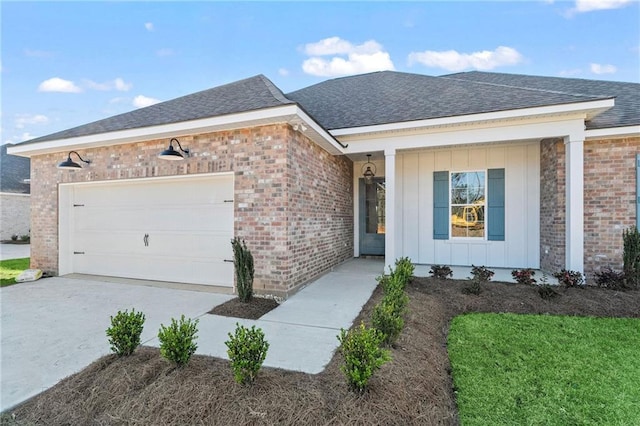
[
  {"left": 343, "top": 117, "right": 586, "bottom": 154},
  {"left": 585, "top": 125, "right": 640, "bottom": 140},
  {"left": 7, "top": 104, "right": 343, "bottom": 157},
  {"left": 330, "top": 99, "right": 614, "bottom": 138}
]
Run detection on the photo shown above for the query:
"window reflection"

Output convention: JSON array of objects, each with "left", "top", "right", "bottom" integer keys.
[
  {"left": 365, "top": 181, "right": 385, "bottom": 234},
  {"left": 451, "top": 172, "right": 485, "bottom": 238}
]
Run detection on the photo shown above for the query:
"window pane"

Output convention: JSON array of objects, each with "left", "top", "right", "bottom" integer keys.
[
  {"left": 450, "top": 171, "right": 485, "bottom": 238},
  {"left": 365, "top": 181, "right": 385, "bottom": 234}
]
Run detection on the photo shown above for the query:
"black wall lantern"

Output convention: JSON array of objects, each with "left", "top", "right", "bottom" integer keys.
[
  {"left": 158, "top": 138, "right": 190, "bottom": 160},
  {"left": 362, "top": 154, "right": 376, "bottom": 185},
  {"left": 57, "top": 151, "right": 91, "bottom": 169}
]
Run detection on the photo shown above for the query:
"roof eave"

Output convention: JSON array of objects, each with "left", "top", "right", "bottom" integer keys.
[{"left": 7, "top": 104, "right": 345, "bottom": 157}]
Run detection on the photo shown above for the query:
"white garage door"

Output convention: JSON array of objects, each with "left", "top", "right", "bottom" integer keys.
[{"left": 60, "top": 174, "right": 234, "bottom": 287}]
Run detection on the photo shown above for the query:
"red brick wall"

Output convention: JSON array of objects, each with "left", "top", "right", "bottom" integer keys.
[
  {"left": 539, "top": 138, "right": 566, "bottom": 275},
  {"left": 584, "top": 136, "right": 639, "bottom": 279},
  {"left": 29, "top": 124, "right": 353, "bottom": 296}
]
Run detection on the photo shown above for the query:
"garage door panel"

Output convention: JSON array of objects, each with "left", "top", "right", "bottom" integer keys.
[{"left": 66, "top": 174, "right": 235, "bottom": 287}]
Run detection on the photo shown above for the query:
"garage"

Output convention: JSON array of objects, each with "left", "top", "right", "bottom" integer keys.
[{"left": 58, "top": 173, "right": 234, "bottom": 287}]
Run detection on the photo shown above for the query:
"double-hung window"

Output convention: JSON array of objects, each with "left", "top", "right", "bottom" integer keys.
[{"left": 434, "top": 169, "right": 505, "bottom": 241}]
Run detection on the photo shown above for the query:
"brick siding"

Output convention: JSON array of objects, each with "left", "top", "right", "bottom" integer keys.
[
  {"left": 0, "top": 193, "right": 31, "bottom": 241},
  {"left": 29, "top": 124, "right": 353, "bottom": 296},
  {"left": 539, "top": 138, "right": 566, "bottom": 275}
]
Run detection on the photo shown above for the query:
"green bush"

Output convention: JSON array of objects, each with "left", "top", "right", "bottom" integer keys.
[
  {"left": 470, "top": 265, "right": 494, "bottom": 282},
  {"left": 623, "top": 226, "right": 640, "bottom": 289},
  {"left": 337, "top": 322, "right": 391, "bottom": 393},
  {"left": 231, "top": 238, "right": 254, "bottom": 302},
  {"left": 393, "top": 257, "right": 415, "bottom": 284},
  {"left": 158, "top": 315, "right": 199, "bottom": 367},
  {"left": 225, "top": 323, "right": 269, "bottom": 385},
  {"left": 429, "top": 264, "right": 453, "bottom": 279},
  {"left": 371, "top": 300, "right": 404, "bottom": 347},
  {"left": 553, "top": 269, "right": 584, "bottom": 288},
  {"left": 106, "top": 309, "right": 146, "bottom": 356},
  {"left": 462, "top": 279, "right": 482, "bottom": 295}
]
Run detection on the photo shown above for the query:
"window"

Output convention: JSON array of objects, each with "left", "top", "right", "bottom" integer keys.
[
  {"left": 434, "top": 169, "right": 504, "bottom": 241},
  {"left": 450, "top": 172, "right": 485, "bottom": 238}
]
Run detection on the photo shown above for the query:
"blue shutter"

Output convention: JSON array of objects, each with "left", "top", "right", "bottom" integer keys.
[
  {"left": 637, "top": 153, "right": 640, "bottom": 228},
  {"left": 433, "top": 171, "right": 449, "bottom": 240},
  {"left": 487, "top": 168, "right": 505, "bottom": 241}
]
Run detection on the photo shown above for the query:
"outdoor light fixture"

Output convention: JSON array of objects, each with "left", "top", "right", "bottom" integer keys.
[
  {"left": 57, "top": 151, "right": 91, "bottom": 170},
  {"left": 362, "top": 154, "right": 376, "bottom": 185},
  {"left": 158, "top": 138, "right": 190, "bottom": 160}
]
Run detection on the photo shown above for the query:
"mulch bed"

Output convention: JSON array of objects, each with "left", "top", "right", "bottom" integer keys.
[
  {"left": 208, "top": 296, "right": 280, "bottom": 320},
  {"left": 5, "top": 278, "right": 639, "bottom": 425}
]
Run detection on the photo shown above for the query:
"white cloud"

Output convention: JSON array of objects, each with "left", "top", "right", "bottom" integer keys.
[
  {"left": 574, "top": 0, "right": 631, "bottom": 12},
  {"left": 133, "top": 95, "right": 160, "bottom": 108},
  {"left": 15, "top": 114, "right": 49, "bottom": 129},
  {"left": 145, "top": 22, "right": 154, "bottom": 31},
  {"left": 408, "top": 46, "right": 524, "bottom": 72},
  {"left": 301, "top": 37, "right": 395, "bottom": 77},
  {"left": 156, "top": 48, "right": 175, "bottom": 57},
  {"left": 38, "top": 77, "right": 82, "bottom": 93},
  {"left": 20, "top": 132, "right": 35, "bottom": 142},
  {"left": 590, "top": 63, "right": 617, "bottom": 74},
  {"left": 278, "top": 68, "right": 290, "bottom": 76}
]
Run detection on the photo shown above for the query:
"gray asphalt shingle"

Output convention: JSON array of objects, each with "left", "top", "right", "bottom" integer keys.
[{"left": 1, "top": 144, "right": 30, "bottom": 194}]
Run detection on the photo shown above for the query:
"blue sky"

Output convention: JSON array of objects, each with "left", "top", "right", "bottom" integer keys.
[{"left": 2, "top": 1, "right": 639, "bottom": 145}]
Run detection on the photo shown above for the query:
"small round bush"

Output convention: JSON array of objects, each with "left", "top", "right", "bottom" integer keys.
[
  {"left": 338, "top": 322, "right": 391, "bottom": 393},
  {"left": 225, "top": 323, "right": 269, "bottom": 385},
  {"left": 158, "top": 315, "right": 199, "bottom": 367},
  {"left": 371, "top": 300, "right": 404, "bottom": 347},
  {"left": 106, "top": 309, "right": 145, "bottom": 356}
]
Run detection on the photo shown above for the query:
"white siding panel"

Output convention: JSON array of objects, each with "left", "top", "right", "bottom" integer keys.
[
  {"left": 418, "top": 152, "right": 434, "bottom": 264},
  {"left": 402, "top": 155, "right": 420, "bottom": 260}
]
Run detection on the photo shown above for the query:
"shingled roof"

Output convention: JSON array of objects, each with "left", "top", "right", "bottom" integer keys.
[
  {"left": 443, "top": 71, "right": 639, "bottom": 130},
  {"left": 1, "top": 144, "right": 30, "bottom": 193},
  {"left": 25, "top": 75, "right": 293, "bottom": 144},
  {"left": 286, "top": 71, "right": 621, "bottom": 130}
]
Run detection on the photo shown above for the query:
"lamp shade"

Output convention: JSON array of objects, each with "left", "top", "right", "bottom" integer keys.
[
  {"left": 158, "top": 145, "right": 185, "bottom": 160},
  {"left": 57, "top": 157, "right": 83, "bottom": 169}
]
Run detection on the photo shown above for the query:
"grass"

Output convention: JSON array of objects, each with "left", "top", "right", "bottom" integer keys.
[
  {"left": 448, "top": 313, "right": 640, "bottom": 426},
  {"left": 0, "top": 258, "right": 30, "bottom": 287}
]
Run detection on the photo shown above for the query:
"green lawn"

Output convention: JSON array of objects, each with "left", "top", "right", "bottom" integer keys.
[
  {"left": 448, "top": 313, "right": 640, "bottom": 426},
  {"left": 0, "top": 257, "right": 30, "bottom": 286}
]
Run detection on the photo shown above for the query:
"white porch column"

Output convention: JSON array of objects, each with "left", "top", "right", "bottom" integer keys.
[
  {"left": 385, "top": 148, "right": 396, "bottom": 273},
  {"left": 564, "top": 135, "right": 584, "bottom": 274}
]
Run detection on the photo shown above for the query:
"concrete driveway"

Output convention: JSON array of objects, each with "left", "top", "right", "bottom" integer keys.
[{"left": 0, "top": 258, "right": 381, "bottom": 412}]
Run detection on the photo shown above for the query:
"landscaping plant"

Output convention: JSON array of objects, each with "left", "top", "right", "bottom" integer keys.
[
  {"left": 429, "top": 264, "right": 453, "bottom": 279},
  {"left": 553, "top": 269, "right": 584, "bottom": 288},
  {"left": 595, "top": 267, "right": 629, "bottom": 291},
  {"left": 511, "top": 268, "right": 536, "bottom": 285},
  {"left": 225, "top": 323, "right": 269, "bottom": 385},
  {"left": 158, "top": 315, "right": 199, "bottom": 367},
  {"left": 231, "top": 238, "right": 254, "bottom": 302},
  {"left": 470, "top": 265, "right": 494, "bottom": 282},
  {"left": 623, "top": 225, "right": 640, "bottom": 289},
  {"left": 371, "top": 299, "right": 404, "bottom": 347},
  {"left": 106, "top": 309, "right": 146, "bottom": 356},
  {"left": 393, "top": 257, "right": 415, "bottom": 285},
  {"left": 337, "top": 322, "right": 391, "bottom": 393}
]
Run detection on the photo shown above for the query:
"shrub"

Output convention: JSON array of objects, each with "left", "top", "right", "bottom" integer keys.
[
  {"left": 429, "top": 264, "right": 453, "bottom": 279},
  {"left": 371, "top": 300, "right": 404, "bottom": 347},
  {"left": 10, "top": 234, "right": 18, "bottom": 241},
  {"left": 623, "top": 226, "right": 640, "bottom": 289},
  {"left": 470, "top": 265, "right": 494, "bottom": 282},
  {"left": 158, "top": 315, "right": 199, "bottom": 367},
  {"left": 595, "top": 267, "right": 629, "bottom": 291},
  {"left": 337, "top": 322, "right": 391, "bottom": 393},
  {"left": 225, "top": 323, "right": 269, "bottom": 385},
  {"left": 511, "top": 268, "right": 537, "bottom": 285},
  {"left": 106, "top": 309, "right": 146, "bottom": 356},
  {"left": 552, "top": 269, "right": 584, "bottom": 288},
  {"left": 393, "top": 257, "right": 415, "bottom": 284},
  {"left": 19, "top": 234, "right": 30, "bottom": 242},
  {"left": 231, "top": 238, "right": 254, "bottom": 302},
  {"left": 462, "top": 279, "right": 482, "bottom": 295},
  {"left": 538, "top": 284, "right": 559, "bottom": 300}
]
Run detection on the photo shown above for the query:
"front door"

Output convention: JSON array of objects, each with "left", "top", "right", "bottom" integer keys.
[{"left": 359, "top": 178, "right": 385, "bottom": 255}]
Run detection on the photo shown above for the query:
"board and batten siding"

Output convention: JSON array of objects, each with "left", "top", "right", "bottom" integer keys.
[{"left": 395, "top": 142, "right": 540, "bottom": 268}]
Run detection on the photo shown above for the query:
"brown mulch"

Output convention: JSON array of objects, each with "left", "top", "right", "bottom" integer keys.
[
  {"left": 6, "top": 278, "right": 639, "bottom": 425},
  {"left": 209, "top": 296, "right": 280, "bottom": 320}
]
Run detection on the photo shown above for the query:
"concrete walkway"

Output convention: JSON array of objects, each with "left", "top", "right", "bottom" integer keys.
[
  {"left": 0, "top": 243, "right": 30, "bottom": 261},
  {"left": 0, "top": 258, "right": 382, "bottom": 412}
]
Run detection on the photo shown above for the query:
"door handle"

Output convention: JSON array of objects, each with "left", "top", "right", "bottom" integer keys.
[{"left": 143, "top": 234, "right": 149, "bottom": 247}]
